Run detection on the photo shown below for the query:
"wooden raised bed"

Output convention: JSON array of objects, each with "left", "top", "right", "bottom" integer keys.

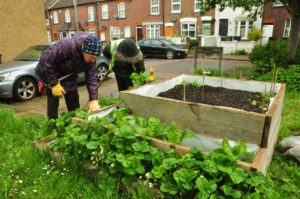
[{"left": 119, "top": 75, "right": 286, "bottom": 174}]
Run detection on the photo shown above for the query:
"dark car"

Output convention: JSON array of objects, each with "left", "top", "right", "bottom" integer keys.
[
  {"left": 137, "top": 38, "right": 188, "bottom": 59},
  {"left": 0, "top": 44, "right": 110, "bottom": 101}
]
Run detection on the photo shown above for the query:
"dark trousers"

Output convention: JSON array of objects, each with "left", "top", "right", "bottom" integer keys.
[
  {"left": 47, "top": 87, "right": 80, "bottom": 119},
  {"left": 115, "top": 74, "right": 133, "bottom": 91}
]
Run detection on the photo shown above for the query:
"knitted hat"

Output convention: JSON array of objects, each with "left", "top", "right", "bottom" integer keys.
[
  {"left": 83, "top": 36, "right": 101, "bottom": 56},
  {"left": 116, "top": 38, "right": 139, "bottom": 57}
]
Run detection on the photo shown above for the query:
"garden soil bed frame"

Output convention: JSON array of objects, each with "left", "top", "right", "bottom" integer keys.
[{"left": 119, "top": 75, "right": 285, "bottom": 174}]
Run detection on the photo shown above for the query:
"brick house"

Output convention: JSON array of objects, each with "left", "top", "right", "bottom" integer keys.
[
  {"left": 262, "top": 0, "right": 292, "bottom": 39},
  {"left": 45, "top": 0, "right": 214, "bottom": 42}
]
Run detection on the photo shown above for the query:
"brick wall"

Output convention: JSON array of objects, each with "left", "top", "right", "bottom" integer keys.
[
  {"left": 264, "top": 2, "right": 291, "bottom": 39},
  {"left": 0, "top": 0, "right": 48, "bottom": 63}
]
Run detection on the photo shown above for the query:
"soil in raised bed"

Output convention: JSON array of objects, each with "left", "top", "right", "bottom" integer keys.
[{"left": 157, "top": 85, "right": 270, "bottom": 113}]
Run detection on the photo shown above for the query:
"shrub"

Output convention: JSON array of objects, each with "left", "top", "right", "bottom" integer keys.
[
  {"left": 248, "top": 27, "right": 262, "bottom": 41},
  {"left": 253, "top": 64, "right": 300, "bottom": 92},
  {"left": 249, "top": 40, "right": 290, "bottom": 73},
  {"left": 189, "top": 39, "right": 199, "bottom": 49},
  {"left": 193, "top": 67, "right": 203, "bottom": 75},
  {"left": 231, "top": 49, "right": 248, "bottom": 55}
]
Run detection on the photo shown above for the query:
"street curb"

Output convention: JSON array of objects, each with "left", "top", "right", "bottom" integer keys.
[{"left": 187, "top": 54, "right": 250, "bottom": 61}]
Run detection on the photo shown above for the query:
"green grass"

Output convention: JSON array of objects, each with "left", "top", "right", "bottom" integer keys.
[{"left": 1, "top": 92, "right": 300, "bottom": 198}]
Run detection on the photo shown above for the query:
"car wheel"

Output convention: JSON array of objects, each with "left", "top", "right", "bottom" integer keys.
[
  {"left": 97, "top": 64, "right": 108, "bottom": 81},
  {"left": 13, "top": 77, "right": 38, "bottom": 101},
  {"left": 166, "top": 50, "right": 175, "bottom": 59}
]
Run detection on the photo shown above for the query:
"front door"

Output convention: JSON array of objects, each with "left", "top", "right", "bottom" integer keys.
[
  {"left": 136, "top": 25, "right": 143, "bottom": 41},
  {"left": 202, "top": 22, "right": 211, "bottom": 36},
  {"left": 219, "top": 19, "right": 228, "bottom": 36},
  {"left": 166, "top": 26, "right": 174, "bottom": 37}
]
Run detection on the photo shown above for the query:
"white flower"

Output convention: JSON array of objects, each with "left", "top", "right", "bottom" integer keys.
[
  {"left": 145, "top": 172, "right": 151, "bottom": 179},
  {"left": 15, "top": 175, "right": 19, "bottom": 179},
  {"left": 33, "top": 189, "right": 37, "bottom": 193},
  {"left": 46, "top": 171, "right": 50, "bottom": 175},
  {"left": 148, "top": 182, "right": 153, "bottom": 188},
  {"left": 18, "top": 180, "right": 23, "bottom": 184},
  {"left": 21, "top": 191, "right": 26, "bottom": 195},
  {"left": 139, "top": 176, "right": 142, "bottom": 179},
  {"left": 61, "top": 172, "right": 64, "bottom": 176},
  {"left": 90, "top": 156, "right": 94, "bottom": 160},
  {"left": 110, "top": 163, "right": 115, "bottom": 168}
]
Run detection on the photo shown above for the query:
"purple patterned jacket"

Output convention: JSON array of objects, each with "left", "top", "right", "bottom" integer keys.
[{"left": 36, "top": 32, "right": 99, "bottom": 101}]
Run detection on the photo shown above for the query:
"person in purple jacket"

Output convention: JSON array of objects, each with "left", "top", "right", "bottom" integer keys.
[{"left": 36, "top": 31, "right": 101, "bottom": 119}]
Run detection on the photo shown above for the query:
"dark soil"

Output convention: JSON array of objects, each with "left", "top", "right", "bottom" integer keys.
[{"left": 157, "top": 85, "right": 270, "bottom": 113}]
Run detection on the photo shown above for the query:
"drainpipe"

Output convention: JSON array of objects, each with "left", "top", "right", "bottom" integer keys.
[
  {"left": 0, "top": 54, "right": 2, "bottom": 64},
  {"left": 73, "top": 0, "right": 79, "bottom": 32},
  {"left": 48, "top": 9, "right": 54, "bottom": 42},
  {"left": 162, "top": 0, "right": 165, "bottom": 36},
  {"left": 95, "top": 1, "right": 100, "bottom": 38}
]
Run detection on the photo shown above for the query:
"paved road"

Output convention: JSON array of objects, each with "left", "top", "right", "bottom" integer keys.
[{"left": 0, "top": 57, "right": 252, "bottom": 117}]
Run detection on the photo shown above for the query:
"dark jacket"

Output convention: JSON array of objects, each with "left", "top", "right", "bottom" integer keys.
[
  {"left": 36, "top": 32, "right": 99, "bottom": 101},
  {"left": 103, "top": 42, "right": 145, "bottom": 78}
]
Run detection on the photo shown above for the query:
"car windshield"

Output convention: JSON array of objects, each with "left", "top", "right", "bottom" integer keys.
[{"left": 14, "top": 45, "right": 49, "bottom": 61}]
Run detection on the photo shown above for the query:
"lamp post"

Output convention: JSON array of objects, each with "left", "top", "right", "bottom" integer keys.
[{"left": 73, "top": 0, "right": 79, "bottom": 32}]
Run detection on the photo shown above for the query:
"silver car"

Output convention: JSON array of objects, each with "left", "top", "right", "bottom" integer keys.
[{"left": 0, "top": 44, "right": 109, "bottom": 101}]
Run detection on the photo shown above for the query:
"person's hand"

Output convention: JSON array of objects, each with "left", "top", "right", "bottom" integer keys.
[
  {"left": 88, "top": 100, "right": 100, "bottom": 114},
  {"left": 52, "top": 83, "right": 65, "bottom": 97}
]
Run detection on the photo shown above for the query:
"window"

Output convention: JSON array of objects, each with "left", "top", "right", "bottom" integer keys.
[
  {"left": 152, "top": 39, "right": 162, "bottom": 47},
  {"left": 234, "top": 20, "right": 253, "bottom": 39},
  {"left": 146, "top": 24, "right": 160, "bottom": 38},
  {"left": 101, "top": 4, "right": 109, "bottom": 19},
  {"left": 53, "top": 11, "right": 58, "bottom": 24},
  {"left": 151, "top": 0, "right": 159, "bottom": 15},
  {"left": 110, "top": 26, "right": 121, "bottom": 40},
  {"left": 273, "top": 0, "right": 283, "bottom": 6},
  {"left": 88, "top": 6, "right": 94, "bottom": 21},
  {"left": 283, "top": 19, "right": 291, "bottom": 38},
  {"left": 124, "top": 26, "right": 131, "bottom": 38},
  {"left": 65, "top": 10, "right": 71, "bottom": 23},
  {"left": 181, "top": 22, "right": 196, "bottom": 38},
  {"left": 171, "top": 0, "right": 181, "bottom": 13},
  {"left": 60, "top": 32, "right": 67, "bottom": 39},
  {"left": 194, "top": 0, "right": 200, "bottom": 12},
  {"left": 118, "top": 3, "right": 125, "bottom": 18}
]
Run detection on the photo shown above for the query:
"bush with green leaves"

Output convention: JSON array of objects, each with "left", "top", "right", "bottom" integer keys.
[
  {"left": 249, "top": 40, "right": 290, "bottom": 73},
  {"left": 189, "top": 39, "right": 199, "bottom": 49},
  {"left": 253, "top": 64, "right": 300, "bottom": 92},
  {"left": 248, "top": 27, "right": 262, "bottom": 41}
]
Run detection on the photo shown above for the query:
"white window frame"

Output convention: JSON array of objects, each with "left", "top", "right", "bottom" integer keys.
[
  {"left": 65, "top": 10, "right": 71, "bottom": 23},
  {"left": 47, "top": 31, "right": 51, "bottom": 42},
  {"left": 273, "top": 0, "right": 283, "bottom": 6},
  {"left": 181, "top": 22, "right": 196, "bottom": 38},
  {"left": 124, "top": 26, "right": 131, "bottom": 38},
  {"left": 194, "top": 0, "right": 200, "bottom": 12},
  {"left": 88, "top": 6, "right": 95, "bottom": 21},
  {"left": 118, "top": 3, "right": 126, "bottom": 18},
  {"left": 101, "top": 4, "right": 109, "bottom": 19},
  {"left": 234, "top": 20, "right": 253, "bottom": 39},
  {"left": 171, "top": 0, "right": 181, "bottom": 13},
  {"left": 151, "top": 0, "right": 160, "bottom": 15},
  {"left": 146, "top": 24, "right": 160, "bottom": 38},
  {"left": 283, "top": 19, "right": 291, "bottom": 38},
  {"left": 60, "top": 32, "right": 67, "bottom": 39},
  {"left": 110, "top": 26, "right": 121, "bottom": 40},
  {"left": 53, "top": 11, "right": 58, "bottom": 24}
]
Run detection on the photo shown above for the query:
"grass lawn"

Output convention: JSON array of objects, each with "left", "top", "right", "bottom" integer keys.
[{"left": 0, "top": 93, "right": 299, "bottom": 198}]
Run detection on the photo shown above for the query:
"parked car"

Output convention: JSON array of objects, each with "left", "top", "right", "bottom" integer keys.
[
  {"left": 136, "top": 38, "right": 188, "bottom": 59},
  {"left": 0, "top": 44, "right": 109, "bottom": 101}
]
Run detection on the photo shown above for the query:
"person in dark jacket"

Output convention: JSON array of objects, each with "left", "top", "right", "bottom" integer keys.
[
  {"left": 36, "top": 31, "right": 101, "bottom": 119},
  {"left": 102, "top": 38, "right": 145, "bottom": 91}
]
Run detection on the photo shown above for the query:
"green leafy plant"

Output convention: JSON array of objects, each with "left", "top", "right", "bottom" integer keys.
[
  {"left": 130, "top": 71, "right": 150, "bottom": 85},
  {"left": 193, "top": 67, "right": 204, "bottom": 75},
  {"left": 248, "top": 27, "right": 262, "bottom": 41}
]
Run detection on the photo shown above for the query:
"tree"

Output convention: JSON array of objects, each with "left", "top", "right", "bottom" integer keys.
[{"left": 199, "top": 0, "right": 300, "bottom": 62}]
